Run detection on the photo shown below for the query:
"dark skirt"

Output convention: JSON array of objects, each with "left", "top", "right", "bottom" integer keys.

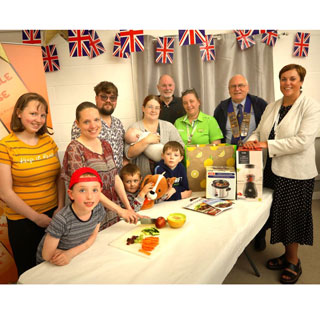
[{"left": 264, "top": 156, "right": 314, "bottom": 246}]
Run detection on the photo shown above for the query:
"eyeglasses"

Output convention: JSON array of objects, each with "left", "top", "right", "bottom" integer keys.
[
  {"left": 229, "top": 84, "right": 247, "bottom": 90},
  {"left": 99, "top": 94, "right": 117, "bottom": 102},
  {"left": 145, "top": 105, "right": 161, "bottom": 111}
]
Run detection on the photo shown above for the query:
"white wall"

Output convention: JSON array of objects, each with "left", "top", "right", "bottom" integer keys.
[{"left": 1, "top": 29, "right": 320, "bottom": 151}]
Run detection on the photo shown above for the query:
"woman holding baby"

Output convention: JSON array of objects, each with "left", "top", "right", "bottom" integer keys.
[{"left": 124, "top": 95, "right": 184, "bottom": 178}]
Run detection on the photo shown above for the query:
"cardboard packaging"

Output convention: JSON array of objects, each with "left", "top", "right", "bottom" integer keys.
[
  {"left": 206, "top": 166, "right": 236, "bottom": 200},
  {"left": 185, "top": 144, "right": 236, "bottom": 191},
  {"left": 236, "top": 148, "right": 263, "bottom": 201}
]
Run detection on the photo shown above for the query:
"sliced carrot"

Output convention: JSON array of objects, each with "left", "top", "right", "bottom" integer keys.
[
  {"left": 140, "top": 236, "right": 159, "bottom": 253},
  {"left": 139, "top": 249, "right": 151, "bottom": 256}
]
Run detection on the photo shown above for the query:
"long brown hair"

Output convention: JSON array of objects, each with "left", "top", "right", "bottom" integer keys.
[{"left": 10, "top": 92, "right": 50, "bottom": 136}]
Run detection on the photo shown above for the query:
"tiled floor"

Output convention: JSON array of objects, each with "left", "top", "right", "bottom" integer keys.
[{"left": 223, "top": 199, "right": 320, "bottom": 284}]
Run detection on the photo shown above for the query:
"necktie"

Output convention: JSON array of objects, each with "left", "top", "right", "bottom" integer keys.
[{"left": 237, "top": 104, "right": 243, "bottom": 126}]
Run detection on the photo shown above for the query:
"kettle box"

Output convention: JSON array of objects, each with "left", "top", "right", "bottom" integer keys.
[
  {"left": 236, "top": 148, "right": 263, "bottom": 201},
  {"left": 206, "top": 166, "right": 236, "bottom": 200}
]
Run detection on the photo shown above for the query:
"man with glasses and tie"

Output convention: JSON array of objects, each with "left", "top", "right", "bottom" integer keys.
[
  {"left": 214, "top": 74, "right": 267, "bottom": 147},
  {"left": 214, "top": 75, "right": 268, "bottom": 251},
  {"left": 71, "top": 81, "right": 126, "bottom": 172}
]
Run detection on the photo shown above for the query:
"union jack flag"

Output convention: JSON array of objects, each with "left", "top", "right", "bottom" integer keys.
[
  {"left": 88, "top": 30, "right": 105, "bottom": 59},
  {"left": 234, "top": 30, "right": 256, "bottom": 50},
  {"left": 261, "top": 30, "right": 278, "bottom": 47},
  {"left": 293, "top": 32, "right": 310, "bottom": 57},
  {"left": 155, "top": 37, "right": 174, "bottom": 64},
  {"left": 113, "top": 32, "right": 130, "bottom": 58},
  {"left": 251, "top": 30, "right": 269, "bottom": 35},
  {"left": 200, "top": 35, "right": 215, "bottom": 61},
  {"left": 22, "top": 30, "right": 41, "bottom": 44},
  {"left": 179, "top": 30, "right": 206, "bottom": 46},
  {"left": 120, "top": 30, "right": 144, "bottom": 53},
  {"left": 41, "top": 45, "right": 60, "bottom": 72},
  {"left": 68, "top": 30, "right": 91, "bottom": 57}
]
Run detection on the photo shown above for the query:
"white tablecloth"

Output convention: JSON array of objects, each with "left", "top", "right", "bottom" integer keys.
[{"left": 18, "top": 189, "right": 273, "bottom": 284}]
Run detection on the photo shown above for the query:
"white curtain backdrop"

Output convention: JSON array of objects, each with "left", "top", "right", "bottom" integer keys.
[{"left": 131, "top": 32, "right": 275, "bottom": 120}]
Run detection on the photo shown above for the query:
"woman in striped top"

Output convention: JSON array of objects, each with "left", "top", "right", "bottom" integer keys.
[{"left": 0, "top": 93, "right": 64, "bottom": 276}]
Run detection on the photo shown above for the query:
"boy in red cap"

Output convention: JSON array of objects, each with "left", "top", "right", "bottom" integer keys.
[{"left": 36, "top": 167, "right": 106, "bottom": 266}]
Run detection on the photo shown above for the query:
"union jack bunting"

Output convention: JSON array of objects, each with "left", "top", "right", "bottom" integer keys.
[
  {"left": 120, "top": 30, "right": 144, "bottom": 53},
  {"left": 234, "top": 30, "right": 256, "bottom": 50},
  {"left": 179, "top": 30, "right": 206, "bottom": 46},
  {"left": 88, "top": 30, "right": 105, "bottom": 59},
  {"left": 251, "top": 30, "right": 269, "bottom": 35},
  {"left": 113, "top": 32, "right": 130, "bottom": 58},
  {"left": 155, "top": 37, "right": 174, "bottom": 64},
  {"left": 261, "top": 31, "right": 278, "bottom": 47},
  {"left": 22, "top": 30, "right": 41, "bottom": 44},
  {"left": 68, "top": 30, "right": 91, "bottom": 57},
  {"left": 199, "top": 35, "right": 215, "bottom": 61},
  {"left": 41, "top": 45, "right": 60, "bottom": 72},
  {"left": 293, "top": 32, "right": 310, "bottom": 57}
]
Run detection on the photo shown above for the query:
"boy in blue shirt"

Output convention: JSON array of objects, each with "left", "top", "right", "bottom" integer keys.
[{"left": 155, "top": 141, "right": 192, "bottom": 200}]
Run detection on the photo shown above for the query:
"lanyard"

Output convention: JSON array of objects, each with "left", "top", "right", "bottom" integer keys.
[{"left": 187, "top": 120, "right": 198, "bottom": 144}]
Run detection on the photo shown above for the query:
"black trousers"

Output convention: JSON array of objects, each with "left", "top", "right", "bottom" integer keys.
[{"left": 6, "top": 208, "right": 56, "bottom": 277}]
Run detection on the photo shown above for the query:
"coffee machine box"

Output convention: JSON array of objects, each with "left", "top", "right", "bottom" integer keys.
[
  {"left": 236, "top": 148, "right": 263, "bottom": 201},
  {"left": 206, "top": 166, "right": 236, "bottom": 200}
]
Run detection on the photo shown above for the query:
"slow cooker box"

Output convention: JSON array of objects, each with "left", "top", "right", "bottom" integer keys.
[{"left": 206, "top": 166, "right": 236, "bottom": 200}]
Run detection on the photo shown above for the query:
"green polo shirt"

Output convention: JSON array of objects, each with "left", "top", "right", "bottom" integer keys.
[{"left": 174, "top": 111, "right": 223, "bottom": 145}]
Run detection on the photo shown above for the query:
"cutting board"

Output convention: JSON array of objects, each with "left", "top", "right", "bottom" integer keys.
[{"left": 109, "top": 223, "right": 189, "bottom": 259}]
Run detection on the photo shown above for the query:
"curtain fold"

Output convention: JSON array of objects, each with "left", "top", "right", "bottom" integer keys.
[{"left": 132, "top": 32, "right": 274, "bottom": 121}]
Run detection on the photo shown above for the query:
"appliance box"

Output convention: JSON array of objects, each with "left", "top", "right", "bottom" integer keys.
[
  {"left": 185, "top": 144, "right": 236, "bottom": 191},
  {"left": 206, "top": 166, "right": 236, "bottom": 200},
  {"left": 236, "top": 148, "right": 263, "bottom": 201}
]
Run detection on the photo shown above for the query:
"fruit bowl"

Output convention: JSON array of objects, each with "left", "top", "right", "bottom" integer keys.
[{"left": 167, "top": 213, "right": 186, "bottom": 228}]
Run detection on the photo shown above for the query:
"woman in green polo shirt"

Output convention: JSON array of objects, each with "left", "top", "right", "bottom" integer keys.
[{"left": 174, "top": 88, "right": 223, "bottom": 145}]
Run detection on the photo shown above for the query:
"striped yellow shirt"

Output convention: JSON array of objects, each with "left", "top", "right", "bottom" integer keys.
[{"left": 0, "top": 132, "right": 60, "bottom": 220}]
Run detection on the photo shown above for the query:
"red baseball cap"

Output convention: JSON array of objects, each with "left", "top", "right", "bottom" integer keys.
[{"left": 69, "top": 167, "right": 103, "bottom": 189}]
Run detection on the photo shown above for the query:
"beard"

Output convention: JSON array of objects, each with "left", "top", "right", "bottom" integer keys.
[{"left": 99, "top": 104, "right": 115, "bottom": 116}]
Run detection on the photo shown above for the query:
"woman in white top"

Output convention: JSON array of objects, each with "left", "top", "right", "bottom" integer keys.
[{"left": 244, "top": 64, "right": 320, "bottom": 284}]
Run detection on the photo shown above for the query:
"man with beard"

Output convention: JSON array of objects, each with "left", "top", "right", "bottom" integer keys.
[
  {"left": 157, "top": 74, "right": 185, "bottom": 124},
  {"left": 71, "top": 81, "right": 126, "bottom": 172}
]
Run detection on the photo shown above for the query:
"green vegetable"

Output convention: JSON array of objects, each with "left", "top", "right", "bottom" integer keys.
[
  {"left": 141, "top": 227, "right": 160, "bottom": 236},
  {"left": 134, "top": 234, "right": 144, "bottom": 243}
]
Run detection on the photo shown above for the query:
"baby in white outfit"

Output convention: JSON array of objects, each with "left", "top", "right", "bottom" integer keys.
[{"left": 125, "top": 127, "right": 164, "bottom": 162}]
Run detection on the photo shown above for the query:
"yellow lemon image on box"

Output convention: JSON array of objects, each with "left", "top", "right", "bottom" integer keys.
[
  {"left": 191, "top": 170, "right": 199, "bottom": 178},
  {"left": 203, "top": 158, "right": 213, "bottom": 167},
  {"left": 196, "top": 152, "right": 203, "bottom": 158},
  {"left": 218, "top": 150, "right": 225, "bottom": 157},
  {"left": 200, "top": 179, "right": 206, "bottom": 189},
  {"left": 226, "top": 158, "right": 235, "bottom": 167}
]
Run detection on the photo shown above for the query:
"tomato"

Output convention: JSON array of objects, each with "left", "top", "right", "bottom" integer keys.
[{"left": 155, "top": 216, "right": 166, "bottom": 229}]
